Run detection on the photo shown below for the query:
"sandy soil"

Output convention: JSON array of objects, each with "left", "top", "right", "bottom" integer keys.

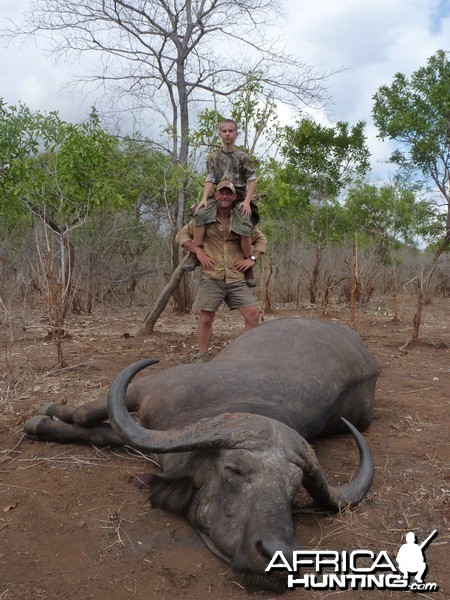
[{"left": 0, "top": 297, "right": 448, "bottom": 599}]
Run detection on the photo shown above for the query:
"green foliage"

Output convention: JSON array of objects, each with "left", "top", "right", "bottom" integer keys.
[
  {"left": 282, "top": 118, "right": 371, "bottom": 199},
  {"left": 259, "top": 160, "right": 308, "bottom": 215},
  {"left": 230, "top": 77, "right": 279, "bottom": 155},
  {"left": 0, "top": 102, "right": 127, "bottom": 232},
  {"left": 372, "top": 49, "right": 450, "bottom": 202},
  {"left": 190, "top": 109, "right": 225, "bottom": 150},
  {"left": 259, "top": 118, "right": 370, "bottom": 248},
  {"left": 114, "top": 139, "right": 180, "bottom": 216},
  {"left": 0, "top": 99, "right": 44, "bottom": 178},
  {"left": 191, "top": 79, "right": 280, "bottom": 160},
  {"left": 0, "top": 100, "right": 45, "bottom": 231},
  {"left": 0, "top": 101, "right": 183, "bottom": 239},
  {"left": 373, "top": 50, "right": 450, "bottom": 167},
  {"left": 343, "top": 182, "right": 440, "bottom": 259}
]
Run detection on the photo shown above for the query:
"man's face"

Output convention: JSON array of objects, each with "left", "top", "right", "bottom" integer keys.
[
  {"left": 218, "top": 123, "right": 238, "bottom": 146},
  {"left": 215, "top": 187, "right": 236, "bottom": 208}
]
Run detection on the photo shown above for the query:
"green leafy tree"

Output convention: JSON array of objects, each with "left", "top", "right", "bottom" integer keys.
[
  {"left": 73, "top": 141, "right": 182, "bottom": 313},
  {"left": 373, "top": 49, "right": 450, "bottom": 341},
  {"left": 278, "top": 118, "right": 371, "bottom": 303},
  {"left": 0, "top": 100, "right": 46, "bottom": 233},
  {"left": 344, "top": 181, "right": 439, "bottom": 319},
  {"left": 344, "top": 181, "right": 438, "bottom": 253},
  {"left": 0, "top": 102, "right": 126, "bottom": 366}
]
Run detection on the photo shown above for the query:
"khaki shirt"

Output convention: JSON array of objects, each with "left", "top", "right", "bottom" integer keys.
[{"left": 176, "top": 219, "right": 267, "bottom": 284}]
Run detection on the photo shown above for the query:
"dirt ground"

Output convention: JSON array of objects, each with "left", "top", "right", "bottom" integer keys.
[{"left": 0, "top": 297, "right": 448, "bottom": 600}]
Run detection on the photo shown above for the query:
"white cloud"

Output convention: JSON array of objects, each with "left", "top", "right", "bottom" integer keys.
[
  {"left": 1, "top": 0, "right": 449, "bottom": 181},
  {"left": 281, "top": 0, "right": 450, "bottom": 179},
  {"left": 1, "top": 1, "right": 98, "bottom": 122}
]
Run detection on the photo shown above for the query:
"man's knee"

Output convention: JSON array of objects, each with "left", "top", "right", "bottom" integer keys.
[
  {"left": 241, "top": 306, "right": 260, "bottom": 328},
  {"left": 199, "top": 310, "right": 215, "bottom": 326}
]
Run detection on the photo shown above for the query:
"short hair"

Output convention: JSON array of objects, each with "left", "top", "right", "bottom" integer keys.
[{"left": 219, "top": 119, "right": 238, "bottom": 131}]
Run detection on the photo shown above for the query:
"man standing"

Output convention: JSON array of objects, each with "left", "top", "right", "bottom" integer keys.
[{"left": 176, "top": 180, "right": 267, "bottom": 361}]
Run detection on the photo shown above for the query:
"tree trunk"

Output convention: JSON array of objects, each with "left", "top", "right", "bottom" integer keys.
[
  {"left": 171, "top": 70, "right": 191, "bottom": 313},
  {"left": 86, "top": 251, "right": 98, "bottom": 314},
  {"left": 350, "top": 238, "right": 359, "bottom": 328},
  {"left": 262, "top": 258, "right": 273, "bottom": 314},
  {"left": 411, "top": 278, "right": 424, "bottom": 343},
  {"left": 171, "top": 227, "right": 192, "bottom": 313},
  {"left": 138, "top": 255, "right": 189, "bottom": 335},
  {"left": 392, "top": 263, "right": 400, "bottom": 323},
  {"left": 308, "top": 245, "right": 321, "bottom": 304},
  {"left": 411, "top": 233, "right": 449, "bottom": 342}
]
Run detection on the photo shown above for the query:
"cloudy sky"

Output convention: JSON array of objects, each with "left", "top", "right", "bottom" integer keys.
[{"left": 1, "top": 0, "right": 449, "bottom": 181}]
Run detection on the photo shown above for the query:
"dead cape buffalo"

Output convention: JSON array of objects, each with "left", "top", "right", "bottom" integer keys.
[{"left": 24, "top": 317, "right": 380, "bottom": 592}]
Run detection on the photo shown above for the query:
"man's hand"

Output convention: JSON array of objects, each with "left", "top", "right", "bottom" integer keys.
[
  {"left": 235, "top": 257, "right": 255, "bottom": 272},
  {"left": 239, "top": 201, "right": 252, "bottom": 217},
  {"left": 183, "top": 241, "right": 216, "bottom": 270},
  {"left": 197, "top": 247, "right": 216, "bottom": 270},
  {"left": 194, "top": 198, "right": 208, "bottom": 214}
]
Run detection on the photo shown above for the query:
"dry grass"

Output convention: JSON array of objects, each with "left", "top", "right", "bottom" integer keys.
[
  {"left": 98, "top": 502, "right": 137, "bottom": 551},
  {"left": 0, "top": 298, "right": 448, "bottom": 599}
]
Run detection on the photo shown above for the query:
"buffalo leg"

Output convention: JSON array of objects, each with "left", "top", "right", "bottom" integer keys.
[
  {"left": 24, "top": 415, "right": 124, "bottom": 446},
  {"left": 36, "top": 394, "right": 141, "bottom": 428}
]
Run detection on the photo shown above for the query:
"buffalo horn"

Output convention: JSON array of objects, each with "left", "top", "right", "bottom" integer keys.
[
  {"left": 297, "top": 417, "right": 374, "bottom": 509},
  {"left": 107, "top": 359, "right": 275, "bottom": 453}
]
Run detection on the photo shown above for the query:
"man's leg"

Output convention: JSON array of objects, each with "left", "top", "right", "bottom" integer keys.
[
  {"left": 198, "top": 310, "right": 216, "bottom": 353},
  {"left": 193, "top": 275, "right": 225, "bottom": 359},
  {"left": 233, "top": 205, "right": 256, "bottom": 287},
  {"left": 240, "top": 235, "right": 252, "bottom": 257},
  {"left": 193, "top": 224, "right": 206, "bottom": 246},
  {"left": 182, "top": 224, "right": 204, "bottom": 272},
  {"left": 239, "top": 235, "right": 256, "bottom": 286},
  {"left": 237, "top": 305, "right": 260, "bottom": 331}
]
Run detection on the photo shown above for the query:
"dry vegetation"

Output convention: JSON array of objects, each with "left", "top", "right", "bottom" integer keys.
[{"left": 0, "top": 295, "right": 449, "bottom": 599}]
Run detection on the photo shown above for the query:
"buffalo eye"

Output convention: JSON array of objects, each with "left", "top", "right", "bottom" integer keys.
[{"left": 224, "top": 466, "right": 244, "bottom": 478}]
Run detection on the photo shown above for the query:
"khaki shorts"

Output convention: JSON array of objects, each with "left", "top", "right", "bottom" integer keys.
[{"left": 193, "top": 274, "right": 256, "bottom": 312}]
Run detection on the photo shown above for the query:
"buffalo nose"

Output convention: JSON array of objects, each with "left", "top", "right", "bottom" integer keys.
[
  {"left": 255, "top": 535, "right": 300, "bottom": 562},
  {"left": 232, "top": 533, "right": 301, "bottom": 573},
  {"left": 255, "top": 538, "right": 278, "bottom": 561}
]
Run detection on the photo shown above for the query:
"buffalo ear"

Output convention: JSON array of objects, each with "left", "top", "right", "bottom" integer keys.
[{"left": 149, "top": 469, "right": 194, "bottom": 514}]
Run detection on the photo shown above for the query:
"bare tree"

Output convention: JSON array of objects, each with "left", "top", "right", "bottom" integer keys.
[
  {"left": 30, "top": 207, "right": 85, "bottom": 368},
  {"left": 6, "top": 0, "right": 329, "bottom": 219},
  {"left": 5, "top": 0, "right": 331, "bottom": 316}
]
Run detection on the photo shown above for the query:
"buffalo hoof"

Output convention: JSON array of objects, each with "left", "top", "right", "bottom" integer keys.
[
  {"left": 36, "top": 402, "right": 76, "bottom": 424},
  {"left": 37, "top": 402, "right": 60, "bottom": 416},
  {"left": 24, "top": 414, "right": 52, "bottom": 436}
]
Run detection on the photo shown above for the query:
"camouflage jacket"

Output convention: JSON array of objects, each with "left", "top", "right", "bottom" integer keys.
[{"left": 205, "top": 149, "right": 256, "bottom": 197}]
